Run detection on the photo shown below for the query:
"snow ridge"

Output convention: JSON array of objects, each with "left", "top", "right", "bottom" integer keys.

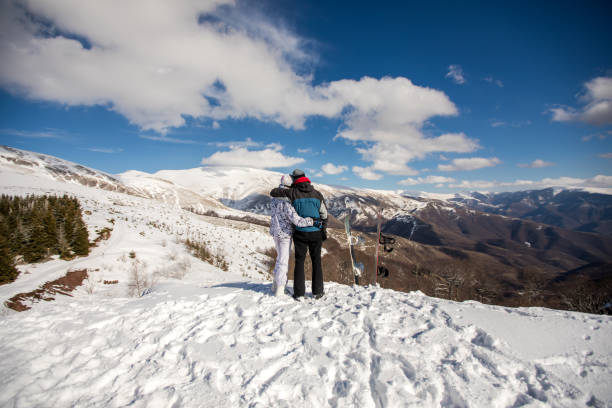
[{"left": 2, "top": 281, "right": 608, "bottom": 407}]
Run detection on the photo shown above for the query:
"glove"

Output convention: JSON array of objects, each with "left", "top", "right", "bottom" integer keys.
[{"left": 321, "top": 228, "right": 327, "bottom": 242}]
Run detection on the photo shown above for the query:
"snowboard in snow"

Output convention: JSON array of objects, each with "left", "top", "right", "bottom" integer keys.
[
  {"left": 373, "top": 209, "right": 382, "bottom": 285},
  {"left": 344, "top": 215, "right": 364, "bottom": 285}
]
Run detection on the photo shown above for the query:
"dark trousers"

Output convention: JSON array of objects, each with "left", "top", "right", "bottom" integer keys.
[{"left": 293, "top": 230, "right": 323, "bottom": 297}]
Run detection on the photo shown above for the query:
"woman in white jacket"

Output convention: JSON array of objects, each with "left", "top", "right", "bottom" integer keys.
[{"left": 269, "top": 175, "right": 315, "bottom": 297}]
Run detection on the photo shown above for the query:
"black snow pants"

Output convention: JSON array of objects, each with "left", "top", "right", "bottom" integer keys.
[{"left": 293, "top": 230, "right": 324, "bottom": 298}]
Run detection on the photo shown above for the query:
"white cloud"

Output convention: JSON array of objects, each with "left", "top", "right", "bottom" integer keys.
[
  {"left": 140, "top": 134, "right": 197, "bottom": 144},
  {"left": 297, "top": 148, "right": 313, "bottom": 154},
  {"left": 326, "top": 77, "right": 478, "bottom": 177},
  {"left": 208, "top": 137, "right": 262, "bottom": 149},
  {"left": 352, "top": 166, "right": 383, "bottom": 180},
  {"left": 484, "top": 76, "right": 503, "bottom": 87},
  {"left": 517, "top": 159, "right": 554, "bottom": 168},
  {"left": 330, "top": 77, "right": 460, "bottom": 144},
  {"left": 212, "top": 121, "right": 220, "bottom": 129},
  {"left": 438, "top": 157, "right": 501, "bottom": 172},
  {"left": 445, "top": 65, "right": 466, "bottom": 84},
  {"left": 86, "top": 147, "right": 122, "bottom": 154},
  {"left": 304, "top": 168, "right": 323, "bottom": 177},
  {"left": 550, "top": 76, "right": 612, "bottom": 126},
  {"left": 490, "top": 119, "right": 531, "bottom": 128},
  {"left": 356, "top": 144, "right": 420, "bottom": 176},
  {"left": 0, "top": 128, "right": 66, "bottom": 139},
  {"left": 0, "top": 1, "right": 477, "bottom": 179},
  {"left": 0, "top": 0, "right": 342, "bottom": 132},
  {"left": 321, "top": 163, "right": 347, "bottom": 175},
  {"left": 599, "top": 153, "right": 612, "bottom": 159},
  {"left": 550, "top": 108, "right": 576, "bottom": 122},
  {"left": 201, "top": 146, "right": 303, "bottom": 168},
  {"left": 449, "top": 174, "right": 612, "bottom": 194},
  {"left": 209, "top": 137, "right": 261, "bottom": 149},
  {"left": 398, "top": 175, "right": 456, "bottom": 186},
  {"left": 582, "top": 133, "right": 607, "bottom": 142},
  {"left": 266, "top": 142, "right": 283, "bottom": 152}
]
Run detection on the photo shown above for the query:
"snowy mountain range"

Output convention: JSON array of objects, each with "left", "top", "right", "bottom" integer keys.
[
  {"left": 2, "top": 145, "right": 611, "bottom": 311},
  {"left": 4, "top": 144, "right": 610, "bottom": 236},
  {"left": 0, "top": 145, "right": 611, "bottom": 406}
]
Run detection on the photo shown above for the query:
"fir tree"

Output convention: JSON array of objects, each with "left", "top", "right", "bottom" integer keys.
[
  {"left": 0, "top": 194, "right": 90, "bottom": 264},
  {"left": 43, "top": 209, "right": 57, "bottom": 254},
  {"left": 0, "top": 217, "right": 18, "bottom": 283},
  {"left": 71, "top": 217, "right": 90, "bottom": 256}
]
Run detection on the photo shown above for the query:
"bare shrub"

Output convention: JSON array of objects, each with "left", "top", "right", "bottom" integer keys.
[
  {"left": 562, "top": 284, "right": 612, "bottom": 314},
  {"left": 176, "top": 256, "right": 192, "bottom": 277},
  {"left": 128, "top": 259, "right": 150, "bottom": 296},
  {"left": 183, "top": 239, "right": 229, "bottom": 271},
  {"left": 184, "top": 239, "right": 212, "bottom": 262},
  {"left": 261, "top": 247, "right": 277, "bottom": 275},
  {"left": 94, "top": 227, "right": 112, "bottom": 243}
]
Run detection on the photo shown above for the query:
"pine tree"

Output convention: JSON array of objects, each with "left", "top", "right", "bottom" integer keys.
[
  {"left": 43, "top": 208, "right": 57, "bottom": 254},
  {"left": 71, "top": 217, "right": 90, "bottom": 256},
  {"left": 0, "top": 217, "right": 18, "bottom": 283},
  {"left": 25, "top": 204, "right": 47, "bottom": 262},
  {"left": 0, "top": 194, "right": 90, "bottom": 263}
]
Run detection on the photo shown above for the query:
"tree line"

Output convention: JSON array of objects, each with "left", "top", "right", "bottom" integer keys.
[{"left": 0, "top": 194, "right": 90, "bottom": 284}]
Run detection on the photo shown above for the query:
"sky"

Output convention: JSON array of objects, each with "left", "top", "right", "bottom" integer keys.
[{"left": 0, "top": 0, "right": 611, "bottom": 193}]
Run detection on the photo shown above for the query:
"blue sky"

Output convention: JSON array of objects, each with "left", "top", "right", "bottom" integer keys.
[{"left": 0, "top": 0, "right": 611, "bottom": 193}]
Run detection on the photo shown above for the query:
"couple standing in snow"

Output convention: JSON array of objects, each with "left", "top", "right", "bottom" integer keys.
[{"left": 269, "top": 169, "right": 328, "bottom": 300}]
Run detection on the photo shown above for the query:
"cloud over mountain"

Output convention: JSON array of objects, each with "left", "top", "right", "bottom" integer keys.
[
  {"left": 201, "top": 146, "right": 304, "bottom": 169},
  {"left": 352, "top": 166, "right": 383, "bottom": 180},
  {"left": 449, "top": 174, "right": 612, "bottom": 192},
  {"left": 321, "top": 163, "right": 347, "bottom": 175},
  {"left": 551, "top": 76, "right": 612, "bottom": 126},
  {"left": 0, "top": 1, "right": 477, "bottom": 179},
  {"left": 517, "top": 159, "right": 554, "bottom": 168},
  {"left": 438, "top": 157, "right": 501, "bottom": 172}
]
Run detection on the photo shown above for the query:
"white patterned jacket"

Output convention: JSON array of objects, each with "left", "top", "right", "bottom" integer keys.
[{"left": 269, "top": 197, "right": 313, "bottom": 239}]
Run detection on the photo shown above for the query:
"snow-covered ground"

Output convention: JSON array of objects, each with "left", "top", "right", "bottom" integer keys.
[
  {"left": 1, "top": 278, "right": 610, "bottom": 407},
  {"left": 1, "top": 150, "right": 611, "bottom": 407}
]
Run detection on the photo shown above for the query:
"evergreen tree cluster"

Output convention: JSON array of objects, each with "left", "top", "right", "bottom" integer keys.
[{"left": 0, "top": 194, "right": 90, "bottom": 284}]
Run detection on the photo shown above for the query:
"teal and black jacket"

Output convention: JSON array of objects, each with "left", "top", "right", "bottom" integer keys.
[{"left": 270, "top": 178, "right": 328, "bottom": 233}]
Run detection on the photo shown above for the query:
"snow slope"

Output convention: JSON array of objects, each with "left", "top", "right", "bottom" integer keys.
[
  {"left": 1, "top": 279, "right": 610, "bottom": 407},
  {"left": 0, "top": 145, "right": 140, "bottom": 196},
  {"left": 1, "top": 147, "right": 611, "bottom": 407}
]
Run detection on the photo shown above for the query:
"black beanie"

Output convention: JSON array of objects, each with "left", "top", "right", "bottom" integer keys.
[{"left": 291, "top": 169, "right": 305, "bottom": 180}]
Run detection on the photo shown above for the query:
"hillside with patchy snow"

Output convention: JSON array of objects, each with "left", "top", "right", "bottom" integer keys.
[{"left": 0, "top": 146, "right": 611, "bottom": 407}]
